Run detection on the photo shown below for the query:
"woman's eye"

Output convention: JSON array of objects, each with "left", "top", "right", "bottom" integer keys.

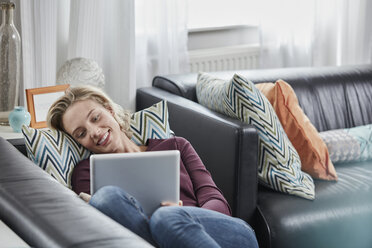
[
  {"left": 93, "top": 114, "right": 100, "bottom": 122},
  {"left": 77, "top": 131, "right": 86, "bottom": 138}
]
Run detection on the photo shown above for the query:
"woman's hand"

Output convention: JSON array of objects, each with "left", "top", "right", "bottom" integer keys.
[
  {"left": 161, "top": 200, "right": 183, "bottom": 207},
  {"left": 79, "top": 192, "right": 92, "bottom": 203}
]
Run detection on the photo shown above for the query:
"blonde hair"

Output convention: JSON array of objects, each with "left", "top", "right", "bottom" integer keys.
[{"left": 47, "top": 85, "right": 132, "bottom": 138}]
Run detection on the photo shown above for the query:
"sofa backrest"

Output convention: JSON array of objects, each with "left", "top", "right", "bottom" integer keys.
[{"left": 153, "top": 64, "right": 372, "bottom": 132}]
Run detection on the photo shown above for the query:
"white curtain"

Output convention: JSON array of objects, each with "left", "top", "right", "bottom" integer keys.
[
  {"left": 259, "top": 0, "right": 372, "bottom": 68},
  {"left": 67, "top": 0, "right": 135, "bottom": 110},
  {"left": 19, "top": 0, "right": 58, "bottom": 103},
  {"left": 135, "top": 0, "right": 189, "bottom": 89},
  {"left": 18, "top": 0, "right": 188, "bottom": 111}
]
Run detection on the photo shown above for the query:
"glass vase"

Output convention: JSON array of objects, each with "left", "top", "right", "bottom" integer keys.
[
  {"left": 0, "top": 2, "right": 21, "bottom": 124},
  {"left": 9, "top": 106, "right": 30, "bottom": 133}
]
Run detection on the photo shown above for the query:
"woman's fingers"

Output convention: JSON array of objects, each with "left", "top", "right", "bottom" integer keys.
[
  {"left": 79, "top": 192, "right": 92, "bottom": 203},
  {"left": 161, "top": 200, "right": 183, "bottom": 207}
]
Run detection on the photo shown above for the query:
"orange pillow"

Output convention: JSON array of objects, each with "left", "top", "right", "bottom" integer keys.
[{"left": 256, "top": 80, "right": 338, "bottom": 181}]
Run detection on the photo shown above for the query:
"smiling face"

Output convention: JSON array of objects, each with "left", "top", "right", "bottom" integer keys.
[{"left": 62, "top": 99, "right": 130, "bottom": 154}]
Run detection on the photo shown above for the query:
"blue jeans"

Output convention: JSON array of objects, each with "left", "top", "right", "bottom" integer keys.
[{"left": 89, "top": 185, "right": 259, "bottom": 248}]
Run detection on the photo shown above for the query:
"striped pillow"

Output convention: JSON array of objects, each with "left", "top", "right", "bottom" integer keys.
[
  {"left": 22, "top": 127, "right": 90, "bottom": 188},
  {"left": 130, "top": 100, "right": 171, "bottom": 145},
  {"left": 196, "top": 73, "right": 315, "bottom": 200},
  {"left": 22, "top": 100, "right": 171, "bottom": 188},
  {"left": 320, "top": 124, "right": 372, "bottom": 164}
]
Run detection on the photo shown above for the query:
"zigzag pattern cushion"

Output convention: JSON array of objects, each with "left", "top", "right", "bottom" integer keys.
[
  {"left": 320, "top": 124, "right": 372, "bottom": 164},
  {"left": 130, "top": 100, "right": 171, "bottom": 145},
  {"left": 22, "top": 100, "right": 171, "bottom": 188},
  {"left": 196, "top": 73, "right": 315, "bottom": 200},
  {"left": 22, "top": 127, "right": 91, "bottom": 188},
  {"left": 196, "top": 73, "right": 228, "bottom": 113}
]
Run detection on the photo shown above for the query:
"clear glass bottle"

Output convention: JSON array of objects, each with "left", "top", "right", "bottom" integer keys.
[{"left": 0, "top": 2, "right": 21, "bottom": 122}]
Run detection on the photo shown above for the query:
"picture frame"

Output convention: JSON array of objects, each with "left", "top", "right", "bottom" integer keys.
[{"left": 26, "top": 84, "right": 70, "bottom": 128}]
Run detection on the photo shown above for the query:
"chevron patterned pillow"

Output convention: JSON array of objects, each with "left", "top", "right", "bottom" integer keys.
[
  {"left": 196, "top": 73, "right": 315, "bottom": 200},
  {"left": 320, "top": 124, "right": 372, "bottom": 164},
  {"left": 196, "top": 72, "right": 229, "bottom": 113},
  {"left": 130, "top": 100, "right": 171, "bottom": 145},
  {"left": 22, "top": 127, "right": 91, "bottom": 188},
  {"left": 22, "top": 100, "right": 171, "bottom": 188}
]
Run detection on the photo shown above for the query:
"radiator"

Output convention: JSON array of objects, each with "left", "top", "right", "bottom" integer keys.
[{"left": 188, "top": 44, "right": 260, "bottom": 72}]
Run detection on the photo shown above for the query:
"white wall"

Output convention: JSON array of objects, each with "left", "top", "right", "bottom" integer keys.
[{"left": 188, "top": 25, "right": 259, "bottom": 51}]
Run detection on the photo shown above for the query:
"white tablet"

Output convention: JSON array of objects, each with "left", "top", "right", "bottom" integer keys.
[{"left": 90, "top": 150, "right": 180, "bottom": 216}]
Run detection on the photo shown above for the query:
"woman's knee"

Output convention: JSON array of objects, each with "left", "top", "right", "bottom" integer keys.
[
  {"left": 89, "top": 185, "right": 125, "bottom": 209},
  {"left": 150, "top": 206, "right": 187, "bottom": 230},
  {"left": 232, "top": 218, "right": 258, "bottom": 247},
  {"left": 240, "top": 219, "right": 256, "bottom": 237},
  {"left": 150, "top": 207, "right": 199, "bottom": 247}
]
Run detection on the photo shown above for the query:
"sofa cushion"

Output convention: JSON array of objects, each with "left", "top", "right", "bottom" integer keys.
[
  {"left": 196, "top": 72, "right": 315, "bottom": 200},
  {"left": 22, "top": 100, "right": 171, "bottom": 188},
  {"left": 256, "top": 80, "right": 337, "bottom": 181},
  {"left": 257, "top": 160, "right": 372, "bottom": 248},
  {"left": 320, "top": 124, "right": 372, "bottom": 164}
]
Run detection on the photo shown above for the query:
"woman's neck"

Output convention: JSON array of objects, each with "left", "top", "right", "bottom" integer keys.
[{"left": 120, "top": 132, "right": 147, "bottom": 153}]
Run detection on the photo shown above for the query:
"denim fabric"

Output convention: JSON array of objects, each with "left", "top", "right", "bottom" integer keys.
[
  {"left": 150, "top": 206, "right": 259, "bottom": 248},
  {"left": 89, "top": 185, "right": 156, "bottom": 246},
  {"left": 90, "top": 186, "right": 258, "bottom": 248}
]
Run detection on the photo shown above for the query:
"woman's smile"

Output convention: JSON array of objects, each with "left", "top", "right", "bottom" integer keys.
[{"left": 97, "top": 130, "right": 110, "bottom": 146}]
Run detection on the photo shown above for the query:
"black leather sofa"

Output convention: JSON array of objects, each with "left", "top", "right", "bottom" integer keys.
[
  {"left": 136, "top": 64, "right": 372, "bottom": 248},
  {"left": 0, "top": 137, "right": 153, "bottom": 248}
]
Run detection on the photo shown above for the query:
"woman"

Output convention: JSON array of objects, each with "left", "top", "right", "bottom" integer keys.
[{"left": 47, "top": 85, "right": 259, "bottom": 248}]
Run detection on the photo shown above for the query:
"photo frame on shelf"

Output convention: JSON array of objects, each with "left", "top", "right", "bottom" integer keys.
[{"left": 26, "top": 84, "right": 70, "bottom": 128}]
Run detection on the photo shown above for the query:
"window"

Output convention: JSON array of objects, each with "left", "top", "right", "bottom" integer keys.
[{"left": 187, "top": 0, "right": 259, "bottom": 31}]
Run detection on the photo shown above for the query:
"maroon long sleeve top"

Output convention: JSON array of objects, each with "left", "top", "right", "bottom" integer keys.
[{"left": 71, "top": 136, "right": 232, "bottom": 216}]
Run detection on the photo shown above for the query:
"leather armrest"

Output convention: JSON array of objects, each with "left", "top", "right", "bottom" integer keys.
[
  {"left": 137, "top": 87, "right": 258, "bottom": 223},
  {"left": 0, "top": 137, "right": 152, "bottom": 248}
]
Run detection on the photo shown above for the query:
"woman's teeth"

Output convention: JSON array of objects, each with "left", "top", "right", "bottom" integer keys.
[{"left": 98, "top": 131, "right": 109, "bottom": 145}]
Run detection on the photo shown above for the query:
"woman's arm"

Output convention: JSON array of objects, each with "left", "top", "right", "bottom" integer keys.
[
  {"left": 177, "top": 137, "right": 232, "bottom": 216},
  {"left": 71, "top": 158, "right": 91, "bottom": 195}
]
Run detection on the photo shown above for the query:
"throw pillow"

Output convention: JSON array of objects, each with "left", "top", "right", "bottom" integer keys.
[
  {"left": 130, "top": 100, "right": 171, "bottom": 145},
  {"left": 22, "top": 127, "right": 91, "bottom": 188},
  {"left": 196, "top": 73, "right": 315, "bottom": 200},
  {"left": 319, "top": 124, "right": 372, "bottom": 163},
  {"left": 256, "top": 80, "right": 338, "bottom": 181},
  {"left": 22, "top": 100, "right": 171, "bottom": 188},
  {"left": 196, "top": 73, "right": 228, "bottom": 113}
]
